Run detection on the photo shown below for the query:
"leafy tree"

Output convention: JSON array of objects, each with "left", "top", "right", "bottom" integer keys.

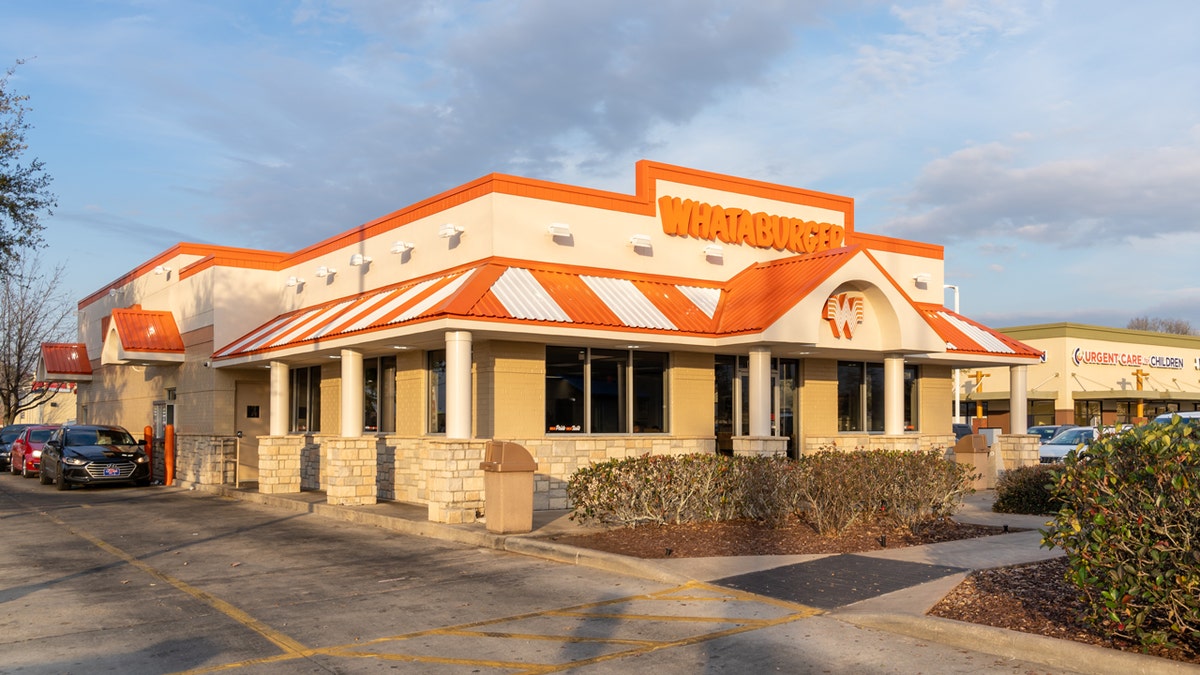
[
  {"left": 1127, "top": 316, "right": 1195, "bottom": 336},
  {"left": 1, "top": 60, "right": 56, "bottom": 259},
  {"left": 0, "top": 259, "right": 74, "bottom": 424}
]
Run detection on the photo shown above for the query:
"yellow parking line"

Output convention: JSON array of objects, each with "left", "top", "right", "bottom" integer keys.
[{"left": 38, "top": 511, "right": 309, "bottom": 657}]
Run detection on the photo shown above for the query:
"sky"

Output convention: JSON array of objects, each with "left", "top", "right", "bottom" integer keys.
[{"left": 2, "top": 0, "right": 1199, "bottom": 331}]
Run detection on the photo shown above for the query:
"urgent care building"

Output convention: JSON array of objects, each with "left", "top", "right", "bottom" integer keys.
[
  {"left": 39, "top": 161, "right": 1042, "bottom": 523},
  {"left": 962, "top": 323, "right": 1200, "bottom": 430}
]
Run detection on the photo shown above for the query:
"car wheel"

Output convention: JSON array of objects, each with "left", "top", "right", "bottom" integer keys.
[
  {"left": 55, "top": 463, "right": 70, "bottom": 491},
  {"left": 39, "top": 464, "right": 51, "bottom": 485},
  {"left": 8, "top": 458, "right": 17, "bottom": 475},
  {"left": 22, "top": 463, "right": 33, "bottom": 478}
]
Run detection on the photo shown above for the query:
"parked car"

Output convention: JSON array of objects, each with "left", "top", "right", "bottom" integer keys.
[
  {"left": 1027, "top": 424, "right": 1075, "bottom": 443},
  {"left": 39, "top": 424, "right": 151, "bottom": 490},
  {"left": 9, "top": 425, "right": 58, "bottom": 478},
  {"left": 0, "top": 423, "right": 31, "bottom": 472},
  {"left": 1153, "top": 411, "right": 1200, "bottom": 426},
  {"left": 1038, "top": 426, "right": 1098, "bottom": 464}
]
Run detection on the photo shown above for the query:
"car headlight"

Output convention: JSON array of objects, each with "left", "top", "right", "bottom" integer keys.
[
  {"left": 134, "top": 455, "right": 149, "bottom": 464},
  {"left": 63, "top": 456, "right": 89, "bottom": 465},
  {"left": 32, "top": 450, "right": 41, "bottom": 458}
]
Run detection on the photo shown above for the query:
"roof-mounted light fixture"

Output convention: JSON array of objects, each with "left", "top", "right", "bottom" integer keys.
[
  {"left": 547, "top": 222, "right": 571, "bottom": 237},
  {"left": 349, "top": 254, "right": 372, "bottom": 266},
  {"left": 390, "top": 241, "right": 415, "bottom": 254},
  {"left": 438, "top": 223, "right": 464, "bottom": 238},
  {"left": 703, "top": 244, "right": 724, "bottom": 260}
]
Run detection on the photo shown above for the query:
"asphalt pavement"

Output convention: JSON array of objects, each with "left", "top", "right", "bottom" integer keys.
[{"left": 186, "top": 483, "right": 1200, "bottom": 675}]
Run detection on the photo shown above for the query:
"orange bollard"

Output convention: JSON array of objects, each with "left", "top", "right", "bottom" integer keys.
[
  {"left": 164, "top": 424, "right": 176, "bottom": 486},
  {"left": 144, "top": 425, "right": 155, "bottom": 483}
]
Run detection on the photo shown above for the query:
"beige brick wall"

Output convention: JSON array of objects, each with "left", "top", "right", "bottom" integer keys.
[
  {"left": 800, "top": 358, "right": 838, "bottom": 438},
  {"left": 321, "top": 363, "right": 340, "bottom": 434},
  {"left": 479, "top": 341, "right": 545, "bottom": 439},
  {"left": 669, "top": 351, "right": 714, "bottom": 436},
  {"left": 395, "top": 351, "right": 425, "bottom": 435},
  {"left": 920, "top": 364, "right": 952, "bottom": 435}
]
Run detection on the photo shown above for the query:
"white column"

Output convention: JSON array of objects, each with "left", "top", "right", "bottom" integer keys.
[
  {"left": 269, "top": 361, "right": 289, "bottom": 436},
  {"left": 884, "top": 355, "right": 905, "bottom": 436},
  {"left": 1010, "top": 365, "right": 1028, "bottom": 435},
  {"left": 446, "top": 331, "right": 473, "bottom": 439},
  {"left": 748, "top": 347, "right": 772, "bottom": 436},
  {"left": 340, "top": 349, "right": 364, "bottom": 438}
]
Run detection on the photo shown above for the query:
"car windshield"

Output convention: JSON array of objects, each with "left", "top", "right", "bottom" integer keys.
[
  {"left": 1049, "top": 428, "right": 1091, "bottom": 445},
  {"left": 0, "top": 429, "right": 22, "bottom": 443},
  {"left": 66, "top": 429, "right": 137, "bottom": 446},
  {"left": 1032, "top": 427, "right": 1058, "bottom": 442},
  {"left": 28, "top": 429, "right": 54, "bottom": 442}
]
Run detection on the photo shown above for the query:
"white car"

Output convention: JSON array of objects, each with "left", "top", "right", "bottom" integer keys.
[{"left": 1038, "top": 426, "right": 1097, "bottom": 464}]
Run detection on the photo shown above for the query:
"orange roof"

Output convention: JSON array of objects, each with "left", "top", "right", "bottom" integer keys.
[
  {"left": 213, "top": 253, "right": 1036, "bottom": 366},
  {"left": 40, "top": 343, "right": 93, "bottom": 377},
  {"left": 916, "top": 303, "right": 1042, "bottom": 359},
  {"left": 110, "top": 308, "right": 185, "bottom": 353}
]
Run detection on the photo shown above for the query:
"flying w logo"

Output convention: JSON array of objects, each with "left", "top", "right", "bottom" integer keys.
[{"left": 824, "top": 293, "right": 864, "bottom": 339}]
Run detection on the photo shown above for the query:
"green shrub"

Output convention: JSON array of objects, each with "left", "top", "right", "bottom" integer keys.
[
  {"left": 1042, "top": 419, "right": 1200, "bottom": 653},
  {"left": 567, "top": 449, "right": 975, "bottom": 536},
  {"left": 993, "top": 464, "right": 1061, "bottom": 514}
]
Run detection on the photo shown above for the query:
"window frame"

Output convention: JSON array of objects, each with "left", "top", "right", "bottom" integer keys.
[{"left": 545, "top": 346, "right": 668, "bottom": 435}]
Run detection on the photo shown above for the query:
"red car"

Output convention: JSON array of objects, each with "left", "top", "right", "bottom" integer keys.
[{"left": 9, "top": 425, "right": 58, "bottom": 478}]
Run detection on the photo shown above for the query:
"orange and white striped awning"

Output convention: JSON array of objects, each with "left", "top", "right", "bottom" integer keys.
[{"left": 213, "top": 252, "right": 1038, "bottom": 363}]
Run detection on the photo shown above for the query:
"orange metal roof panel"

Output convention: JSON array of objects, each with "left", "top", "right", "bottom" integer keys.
[
  {"left": 41, "top": 343, "right": 93, "bottom": 376},
  {"left": 916, "top": 303, "right": 1042, "bottom": 358},
  {"left": 111, "top": 308, "right": 185, "bottom": 352},
  {"left": 631, "top": 280, "right": 718, "bottom": 334},
  {"left": 528, "top": 269, "right": 624, "bottom": 326},
  {"left": 717, "top": 247, "right": 856, "bottom": 334}
]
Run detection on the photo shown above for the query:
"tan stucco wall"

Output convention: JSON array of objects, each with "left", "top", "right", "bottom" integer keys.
[
  {"left": 320, "top": 362, "right": 341, "bottom": 434},
  {"left": 670, "top": 351, "right": 715, "bottom": 436},
  {"left": 395, "top": 351, "right": 425, "bottom": 435}
]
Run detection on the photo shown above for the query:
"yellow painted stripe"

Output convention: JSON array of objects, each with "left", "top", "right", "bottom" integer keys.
[{"left": 40, "top": 511, "right": 309, "bottom": 656}]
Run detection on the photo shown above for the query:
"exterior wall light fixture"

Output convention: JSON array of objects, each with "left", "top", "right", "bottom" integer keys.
[
  {"left": 154, "top": 265, "right": 171, "bottom": 275},
  {"left": 547, "top": 223, "right": 571, "bottom": 237},
  {"left": 629, "top": 234, "right": 652, "bottom": 249},
  {"left": 315, "top": 266, "right": 336, "bottom": 278},
  {"left": 438, "top": 223, "right": 464, "bottom": 238},
  {"left": 349, "top": 254, "right": 373, "bottom": 266},
  {"left": 913, "top": 273, "right": 932, "bottom": 286},
  {"left": 703, "top": 244, "right": 724, "bottom": 260},
  {"left": 286, "top": 276, "right": 304, "bottom": 287},
  {"left": 390, "top": 241, "right": 415, "bottom": 254}
]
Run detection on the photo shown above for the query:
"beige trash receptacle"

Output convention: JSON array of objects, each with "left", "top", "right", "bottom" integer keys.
[
  {"left": 953, "top": 434, "right": 995, "bottom": 490},
  {"left": 480, "top": 441, "right": 538, "bottom": 534}
]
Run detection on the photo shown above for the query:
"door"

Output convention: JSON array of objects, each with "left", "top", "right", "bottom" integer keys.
[{"left": 234, "top": 382, "right": 269, "bottom": 485}]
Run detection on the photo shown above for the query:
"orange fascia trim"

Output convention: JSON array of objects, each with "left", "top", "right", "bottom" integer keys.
[
  {"left": 79, "top": 243, "right": 287, "bottom": 309},
  {"left": 850, "top": 232, "right": 943, "bottom": 259}
]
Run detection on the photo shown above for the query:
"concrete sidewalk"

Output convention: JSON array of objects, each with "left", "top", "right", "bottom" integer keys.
[{"left": 187, "top": 483, "right": 1197, "bottom": 675}]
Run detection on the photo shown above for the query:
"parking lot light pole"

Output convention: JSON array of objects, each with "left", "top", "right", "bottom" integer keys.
[{"left": 944, "top": 284, "right": 962, "bottom": 424}]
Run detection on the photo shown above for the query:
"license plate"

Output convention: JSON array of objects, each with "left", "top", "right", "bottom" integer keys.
[{"left": 103, "top": 465, "right": 120, "bottom": 476}]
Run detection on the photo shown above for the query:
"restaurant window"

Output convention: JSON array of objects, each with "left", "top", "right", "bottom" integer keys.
[
  {"left": 364, "top": 356, "right": 396, "bottom": 433},
  {"left": 546, "top": 347, "right": 667, "bottom": 434},
  {"left": 428, "top": 350, "right": 446, "bottom": 434},
  {"left": 837, "top": 361, "right": 919, "bottom": 432},
  {"left": 714, "top": 355, "right": 800, "bottom": 456},
  {"left": 289, "top": 366, "right": 322, "bottom": 433}
]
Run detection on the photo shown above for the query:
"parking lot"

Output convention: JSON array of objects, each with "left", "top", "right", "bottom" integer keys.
[{"left": 0, "top": 474, "right": 1086, "bottom": 674}]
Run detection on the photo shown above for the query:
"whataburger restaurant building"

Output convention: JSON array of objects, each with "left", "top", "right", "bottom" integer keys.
[{"left": 39, "top": 161, "right": 1044, "bottom": 523}]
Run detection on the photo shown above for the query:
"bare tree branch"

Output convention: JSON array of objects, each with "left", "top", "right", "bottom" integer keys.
[{"left": 0, "top": 258, "right": 74, "bottom": 423}]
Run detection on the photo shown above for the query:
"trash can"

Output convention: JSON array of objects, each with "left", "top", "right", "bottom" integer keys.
[
  {"left": 479, "top": 441, "right": 538, "bottom": 534},
  {"left": 953, "top": 434, "right": 995, "bottom": 490}
]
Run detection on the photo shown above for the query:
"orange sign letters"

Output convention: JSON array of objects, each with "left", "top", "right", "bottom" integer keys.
[{"left": 658, "top": 196, "right": 845, "bottom": 253}]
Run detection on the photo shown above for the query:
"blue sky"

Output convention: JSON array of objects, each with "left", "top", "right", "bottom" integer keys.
[{"left": 3, "top": 0, "right": 1199, "bottom": 330}]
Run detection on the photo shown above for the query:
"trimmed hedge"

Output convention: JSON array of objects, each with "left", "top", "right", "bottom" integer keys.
[
  {"left": 567, "top": 449, "right": 975, "bottom": 536},
  {"left": 1042, "top": 418, "right": 1200, "bottom": 654},
  {"left": 993, "top": 464, "right": 1062, "bottom": 515}
]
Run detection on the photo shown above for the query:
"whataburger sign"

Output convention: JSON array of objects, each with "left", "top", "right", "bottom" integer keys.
[{"left": 658, "top": 196, "right": 845, "bottom": 252}]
